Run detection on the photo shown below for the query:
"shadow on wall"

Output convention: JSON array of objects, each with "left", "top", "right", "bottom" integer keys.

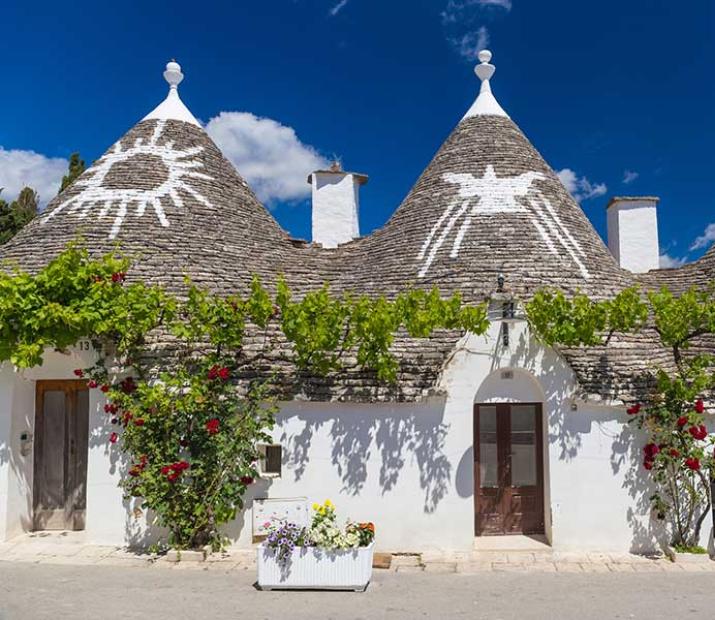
[
  {"left": 610, "top": 419, "right": 669, "bottom": 552},
  {"left": 279, "top": 402, "right": 451, "bottom": 514},
  {"left": 505, "top": 328, "right": 585, "bottom": 462}
]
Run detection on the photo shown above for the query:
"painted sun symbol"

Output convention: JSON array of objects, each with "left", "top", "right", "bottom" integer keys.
[{"left": 42, "top": 120, "right": 212, "bottom": 239}]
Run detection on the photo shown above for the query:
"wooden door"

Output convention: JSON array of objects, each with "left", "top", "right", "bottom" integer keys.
[
  {"left": 33, "top": 380, "right": 89, "bottom": 530},
  {"left": 474, "top": 403, "right": 544, "bottom": 536}
]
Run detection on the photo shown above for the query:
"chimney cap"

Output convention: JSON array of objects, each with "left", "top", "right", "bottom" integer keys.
[
  {"left": 308, "top": 167, "right": 369, "bottom": 185},
  {"left": 606, "top": 196, "right": 660, "bottom": 209}
]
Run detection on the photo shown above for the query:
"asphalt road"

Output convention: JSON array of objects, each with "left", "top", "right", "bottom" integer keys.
[{"left": 0, "top": 561, "right": 712, "bottom": 620}]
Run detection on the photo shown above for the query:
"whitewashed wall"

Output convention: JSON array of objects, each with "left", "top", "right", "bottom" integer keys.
[{"left": 0, "top": 324, "right": 710, "bottom": 553}]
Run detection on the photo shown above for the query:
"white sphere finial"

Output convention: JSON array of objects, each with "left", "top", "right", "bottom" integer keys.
[
  {"left": 475, "top": 49, "right": 496, "bottom": 83},
  {"left": 163, "top": 60, "right": 184, "bottom": 89}
]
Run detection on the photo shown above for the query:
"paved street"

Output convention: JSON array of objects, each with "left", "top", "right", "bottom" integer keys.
[{"left": 0, "top": 560, "right": 713, "bottom": 620}]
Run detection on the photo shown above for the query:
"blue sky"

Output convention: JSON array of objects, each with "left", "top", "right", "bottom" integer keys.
[{"left": 1, "top": 0, "right": 713, "bottom": 265}]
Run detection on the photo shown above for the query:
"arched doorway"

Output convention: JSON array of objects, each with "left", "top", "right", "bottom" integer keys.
[{"left": 474, "top": 369, "right": 546, "bottom": 536}]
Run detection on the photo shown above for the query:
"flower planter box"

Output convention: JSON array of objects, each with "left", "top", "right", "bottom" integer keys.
[
  {"left": 664, "top": 546, "right": 712, "bottom": 563},
  {"left": 257, "top": 543, "right": 374, "bottom": 591}
]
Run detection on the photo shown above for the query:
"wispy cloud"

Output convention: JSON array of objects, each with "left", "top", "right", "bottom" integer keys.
[
  {"left": 329, "top": 0, "right": 349, "bottom": 16},
  {"left": 689, "top": 222, "right": 715, "bottom": 251},
  {"left": 659, "top": 253, "right": 688, "bottom": 269},
  {"left": 206, "top": 111, "right": 328, "bottom": 205},
  {"left": 622, "top": 169, "right": 639, "bottom": 184},
  {"left": 0, "top": 146, "right": 67, "bottom": 207},
  {"left": 556, "top": 168, "right": 608, "bottom": 202},
  {"left": 442, "top": 0, "right": 512, "bottom": 61}
]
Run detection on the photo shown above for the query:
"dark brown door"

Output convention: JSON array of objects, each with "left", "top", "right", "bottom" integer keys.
[
  {"left": 33, "top": 380, "right": 89, "bottom": 530},
  {"left": 474, "top": 403, "right": 544, "bottom": 535}
]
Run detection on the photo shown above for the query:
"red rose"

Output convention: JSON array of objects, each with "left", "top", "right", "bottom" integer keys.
[
  {"left": 206, "top": 418, "right": 220, "bottom": 435},
  {"left": 109, "top": 432, "right": 118, "bottom": 444},
  {"left": 111, "top": 418, "right": 118, "bottom": 424},
  {"left": 134, "top": 418, "right": 145, "bottom": 427},
  {"left": 87, "top": 380, "right": 98, "bottom": 389},
  {"left": 74, "top": 369, "right": 84, "bottom": 378},
  {"left": 240, "top": 476, "right": 254, "bottom": 486},
  {"left": 177, "top": 461, "right": 190, "bottom": 471},
  {"left": 100, "top": 384, "right": 110, "bottom": 393},
  {"left": 120, "top": 377, "right": 137, "bottom": 394},
  {"left": 627, "top": 403, "right": 641, "bottom": 415},
  {"left": 104, "top": 404, "right": 118, "bottom": 414},
  {"left": 160, "top": 465, "right": 171, "bottom": 475},
  {"left": 179, "top": 438, "right": 189, "bottom": 447},
  {"left": 129, "top": 467, "right": 140, "bottom": 477},
  {"left": 167, "top": 472, "right": 179, "bottom": 482},
  {"left": 207, "top": 365, "right": 219, "bottom": 381},
  {"left": 643, "top": 460, "right": 654, "bottom": 470},
  {"left": 688, "top": 425, "right": 708, "bottom": 441},
  {"left": 643, "top": 443, "right": 660, "bottom": 459},
  {"left": 218, "top": 367, "right": 230, "bottom": 381},
  {"left": 677, "top": 416, "right": 688, "bottom": 428},
  {"left": 685, "top": 457, "right": 701, "bottom": 471},
  {"left": 695, "top": 400, "right": 705, "bottom": 414},
  {"left": 669, "top": 448, "right": 680, "bottom": 458}
]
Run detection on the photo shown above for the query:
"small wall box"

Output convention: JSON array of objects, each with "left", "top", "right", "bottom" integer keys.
[{"left": 252, "top": 497, "right": 309, "bottom": 536}]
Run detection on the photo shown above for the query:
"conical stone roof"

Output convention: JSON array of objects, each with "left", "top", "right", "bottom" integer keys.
[
  {"left": 336, "top": 51, "right": 629, "bottom": 301},
  {"left": 0, "top": 62, "right": 312, "bottom": 295}
]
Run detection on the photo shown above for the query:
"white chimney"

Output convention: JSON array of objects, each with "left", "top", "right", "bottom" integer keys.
[
  {"left": 607, "top": 196, "right": 660, "bottom": 273},
  {"left": 308, "top": 162, "right": 367, "bottom": 248}
]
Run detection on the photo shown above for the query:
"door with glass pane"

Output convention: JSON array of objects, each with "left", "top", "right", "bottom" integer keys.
[
  {"left": 474, "top": 403, "right": 544, "bottom": 535},
  {"left": 33, "top": 381, "right": 89, "bottom": 530}
]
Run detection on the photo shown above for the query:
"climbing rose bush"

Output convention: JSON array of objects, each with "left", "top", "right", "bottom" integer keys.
[
  {"left": 82, "top": 359, "right": 276, "bottom": 551},
  {"left": 628, "top": 370, "right": 714, "bottom": 549}
]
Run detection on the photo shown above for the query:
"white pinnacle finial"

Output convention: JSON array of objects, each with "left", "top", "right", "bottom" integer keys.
[
  {"left": 142, "top": 59, "right": 200, "bottom": 127},
  {"left": 462, "top": 49, "right": 509, "bottom": 120},
  {"left": 163, "top": 60, "right": 184, "bottom": 89}
]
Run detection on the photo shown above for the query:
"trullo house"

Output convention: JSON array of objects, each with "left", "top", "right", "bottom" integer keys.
[{"left": 0, "top": 52, "right": 713, "bottom": 553}]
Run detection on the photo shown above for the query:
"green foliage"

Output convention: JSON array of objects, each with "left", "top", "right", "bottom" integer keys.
[
  {"left": 59, "top": 153, "right": 86, "bottom": 194},
  {"left": 0, "top": 187, "right": 39, "bottom": 245},
  {"left": 648, "top": 288, "right": 715, "bottom": 354},
  {"left": 0, "top": 245, "right": 168, "bottom": 367},
  {"left": 526, "top": 286, "right": 648, "bottom": 346}
]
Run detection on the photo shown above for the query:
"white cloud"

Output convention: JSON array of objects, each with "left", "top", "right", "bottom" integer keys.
[
  {"left": 659, "top": 253, "right": 688, "bottom": 269},
  {"left": 451, "top": 27, "right": 490, "bottom": 60},
  {"left": 206, "top": 112, "right": 328, "bottom": 205},
  {"left": 622, "top": 169, "right": 639, "bottom": 184},
  {"left": 442, "top": 0, "right": 511, "bottom": 60},
  {"left": 329, "top": 0, "right": 349, "bottom": 16},
  {"left": 556, "top": 168, "right": 608, "bottom": 202},
  {"left": 0, "top": 147, "right": 67, "bottom": 206},
  {"left": 689, "top": 222, "right": 715, "bottom": 251}
]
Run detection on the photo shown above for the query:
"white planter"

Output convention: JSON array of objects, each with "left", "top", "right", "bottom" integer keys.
[
  {"left": 664, "top": 546, "right": 712, "bottom": 563},
  {"left": 257, "top": 543, "right": 374, "bottom": 591}
]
